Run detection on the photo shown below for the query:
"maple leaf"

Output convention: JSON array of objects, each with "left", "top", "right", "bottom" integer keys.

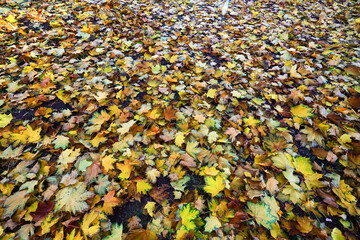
[
  {"left": 263, "top": 135, "right": 287, "bottom": 152},
  {"left": 208, "top": 131, "right": 219, "bottom": 143},
  {"left": 81, "top": 210, "right": 102, "bottom": 237},
  {"left": 90, "top": 133, "right": 107, "bottom": 147},
  {"left": 126, "top": 229, "right": 157, "bottom": 240},
  {"left": 0, "top": 113, "right": 12, "bottom": 128},
  {"left": 186, "top": 141, "right": 201, "bottom": 158},
  {"left": 164, "top": 106, "right": 177, "bottom": 121},
  {"left": 89, "top": 110, "right": 110, "bottom": 125},
  {"left": 146, "top": 168, "right": 161, "bottom": 183},
  {"left": 100, "top": 154, "right": 117, "bottom": 173},
  {"left": 247, "top": 202, "right": 277, "bottom": 230},
  {"left": 53, "top": 135, "right": 70, "bottom": 149},
  {"left": 290, "top": 104, "right": 313, "bottom": 119},
  {"left": 41, "top": 213, "right": 60, "bottom": 235},
  {"left": 204, "top": 216, "right": 222, "bottom": 233},
  {"left": 204, "top": 175, "right": 225, "bottom": 197},
  {"left": 144, "top": 201, "right": 156, "bottom": 217},
  {"left": 331, "top": 228, "right": 346, "bottom": 240},
  {"left": 117, "top": 120, "right": 136, "bottom": 135},
  {"left": 24, "top": 124, "right": 41, "bottom": 143},
  {"left": 102, "top": 190, "right": 120, "bottom": 214},
  {"left": 104, "top": 224, "right": 123, "bottom": 240},
  {"left": 179, "top": 203, "right": 199, "bottom": 231},
  {"left": 243, "top": 116, "right": 261, "bottom": 127},
  {"left": 118, "top": 160, "right": 132, "bottom": 180},
  {"left": 293, "top": 156, "right": 314, "bottom": 176},
  {"left": 149, "top": 186, "right": 169, "bottom": 204},
  {"left": 54, "top": 183, "right": 94, "bottom": 214},
  {"left": 136, "top": 180, "right": 152, "bottom": 194},
  {"left": 30, "top": 201, "right": 55, "bottom": 222},
  {"left": 301, "top": 126, "right": 324, "bottom": 145},
  {"left": 175, "top": 132, "right": 185, "bottom": 146},
  {"left": 271, "top": 152, "right": 293, "bottom": 169},
  {"left": 224, "top": 127, "right": 240, "bottom": 142},
  {"left": 2, "top": 190, "right": 30, "bottom": 218},
  {"left": 58, "top": 148, "right": 81, "bottom": 167}
]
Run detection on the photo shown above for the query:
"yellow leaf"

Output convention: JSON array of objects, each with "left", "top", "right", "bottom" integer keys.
[
  {"left": 207, "top": 89, "right": 217, "bottom": 98},
  {"left": 203, "top": 175, "right": 225, "bottom": 197},
  {"left": 186, "top": 141, "right": 201, "bottom": 158},
  {"left": 331, "top": 228, "right": 346, "bottom": 240},
  {"left": 24, "top": 124, "right": 41, "bottom": 143},
  {"left": 144, "top": 201, "right": 156, "bottom": 217},
  {"left": 339, "top": 134, "right": 352, "bottom": 144},
  {"left": 247, "top": 201, "right": 277, "bottom": 230},
  {"left": 101, "top": 154, "right": 117, "bottom": 172},
  {"left": 81, "top": 210, "right": 101, "bottom": 237},
  {"left": 179, "top": 203, "right": 199, "bottom": 231},
  {"left": 204, "top": 216, "right": 222, "bottom": 232},
  {"left": 103, "top": 190, "right": 120, "bottom": 215},
  {"left": 170, "top": 55, "right": 178, "bottom": 63},
  {"left": 290, "top": 64, "right": 302, "bottom": 78},
  {"left": 53, "top": 135, "right": 70, "bottom": 149},
  {"left": 42, "top": 213, "right": 60, "bottom": 235},
  {"left": 146, "top": 109, "right": 161, "bottom": 120},
  {"left": 118, "top": 160, "right": 132, "bottom": 180},
  {"left": 0, "top": 113, "right": 12, "bottom": 128},
  {"left": 226, "top": 62, "right": 236, "bottom": 69},
  {"left": 243, "top": 116, "right": 261, "bottom": 127},
  {"left": 208, "top": 131, "right": 219, "bottom": 143},
  {"left": 136, "top": 180, "right": 152, "bottom": 194},
  {"left": 332, "top": 180, "right": 356, "bottom": 205},
  {"left": 89, "top": 110, "right": 110, "bottom": 125},
  {"left": 90, "top": 134, "right": 107, "bottom": 147},
  {"left": 146, "top": 168, "right": 160, "bottom": 183},
  {"left": 293, "top": 156, "right": 314, "bottom": 176},
  {"left": 58, "top": 148, "right": 81, "bottom": 168},
  {"left": 290, "top": 104, "right": 313, "bottom": 119},
  {"left": 6, "top": 14, "right": 17, "bottom": 23},
  {"left": 175, "top": 132, "right": 185, "bottom": 146},
  {"left": 117, "top": 120, "right": 136, "bottom": 135}
]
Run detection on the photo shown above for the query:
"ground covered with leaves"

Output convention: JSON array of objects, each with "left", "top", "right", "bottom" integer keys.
[{"left": 0, "top": 0, "right": 359, "bottom": 239}]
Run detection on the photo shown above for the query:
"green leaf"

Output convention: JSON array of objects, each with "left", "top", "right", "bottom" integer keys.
[
  {"left": 293, "top": 156, "right": 314, "bottom": 176},
  {"left": 104, "top": 224, "right": 123, "bottom": 240},
  {"left": 247, "top": 202, "right": 277, "bottom": 230},
  {"left": 179, "top": 203, "right": 199, "bottom": 231},
  {"left": 152, "top": 64, "right": 161, "bottom": 74},
  {"left": 53, "top": 135, "right": 70, "bottom": 150},
  {"left": 186, "top": 141, "right": 201, "bottom": 158}
]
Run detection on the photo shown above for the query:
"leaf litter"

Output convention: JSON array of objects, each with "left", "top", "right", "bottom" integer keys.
[{"left": 0, "top": 0, "right": 360, "bottom": 239}]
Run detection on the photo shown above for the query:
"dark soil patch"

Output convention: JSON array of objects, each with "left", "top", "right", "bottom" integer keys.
[{"left": 109, "top": 195, "right": 152, "bottom": 231}]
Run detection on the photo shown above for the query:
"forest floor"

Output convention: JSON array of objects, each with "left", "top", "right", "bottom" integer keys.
[{"left": 0, "top": 0, "right": 360, "bottom": 239}]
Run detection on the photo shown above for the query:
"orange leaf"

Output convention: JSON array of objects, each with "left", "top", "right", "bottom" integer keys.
[
  {"left": 164, "top": 106, "right": 177, "bottom": 121},
  {"left": 102, "top": 191, "right": 121, "bottom": 214}
]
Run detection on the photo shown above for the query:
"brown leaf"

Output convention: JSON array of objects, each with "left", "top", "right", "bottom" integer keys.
[
  {"left": 312, "top": 147, "right": 328, "bottom": 159},
  {"left": 30, "top": 201, "right": 55, "bottom": 222},
  {"left": 326, "top": 151, "right": 338, "bottom": 163},
  {"left": 127, "top": 216, "right": 142, "bottom": 231},
  {"left": 344, "top": 65, "right": 360, "bottom": 76},
  {"left": 126, "top": 229, "right": 157, "bottom": 240},
  {"left": 348, "top": 96, "right": 360, "bottom": 109},
  {"left": 180, "top": 153, "right": 196, "bottom": 168},
  {"left": 164, "top": 106, "right": 177, "bottom": 121},
  {"left": 149, "top": 186, "right": 169, "bottom": 204}
]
